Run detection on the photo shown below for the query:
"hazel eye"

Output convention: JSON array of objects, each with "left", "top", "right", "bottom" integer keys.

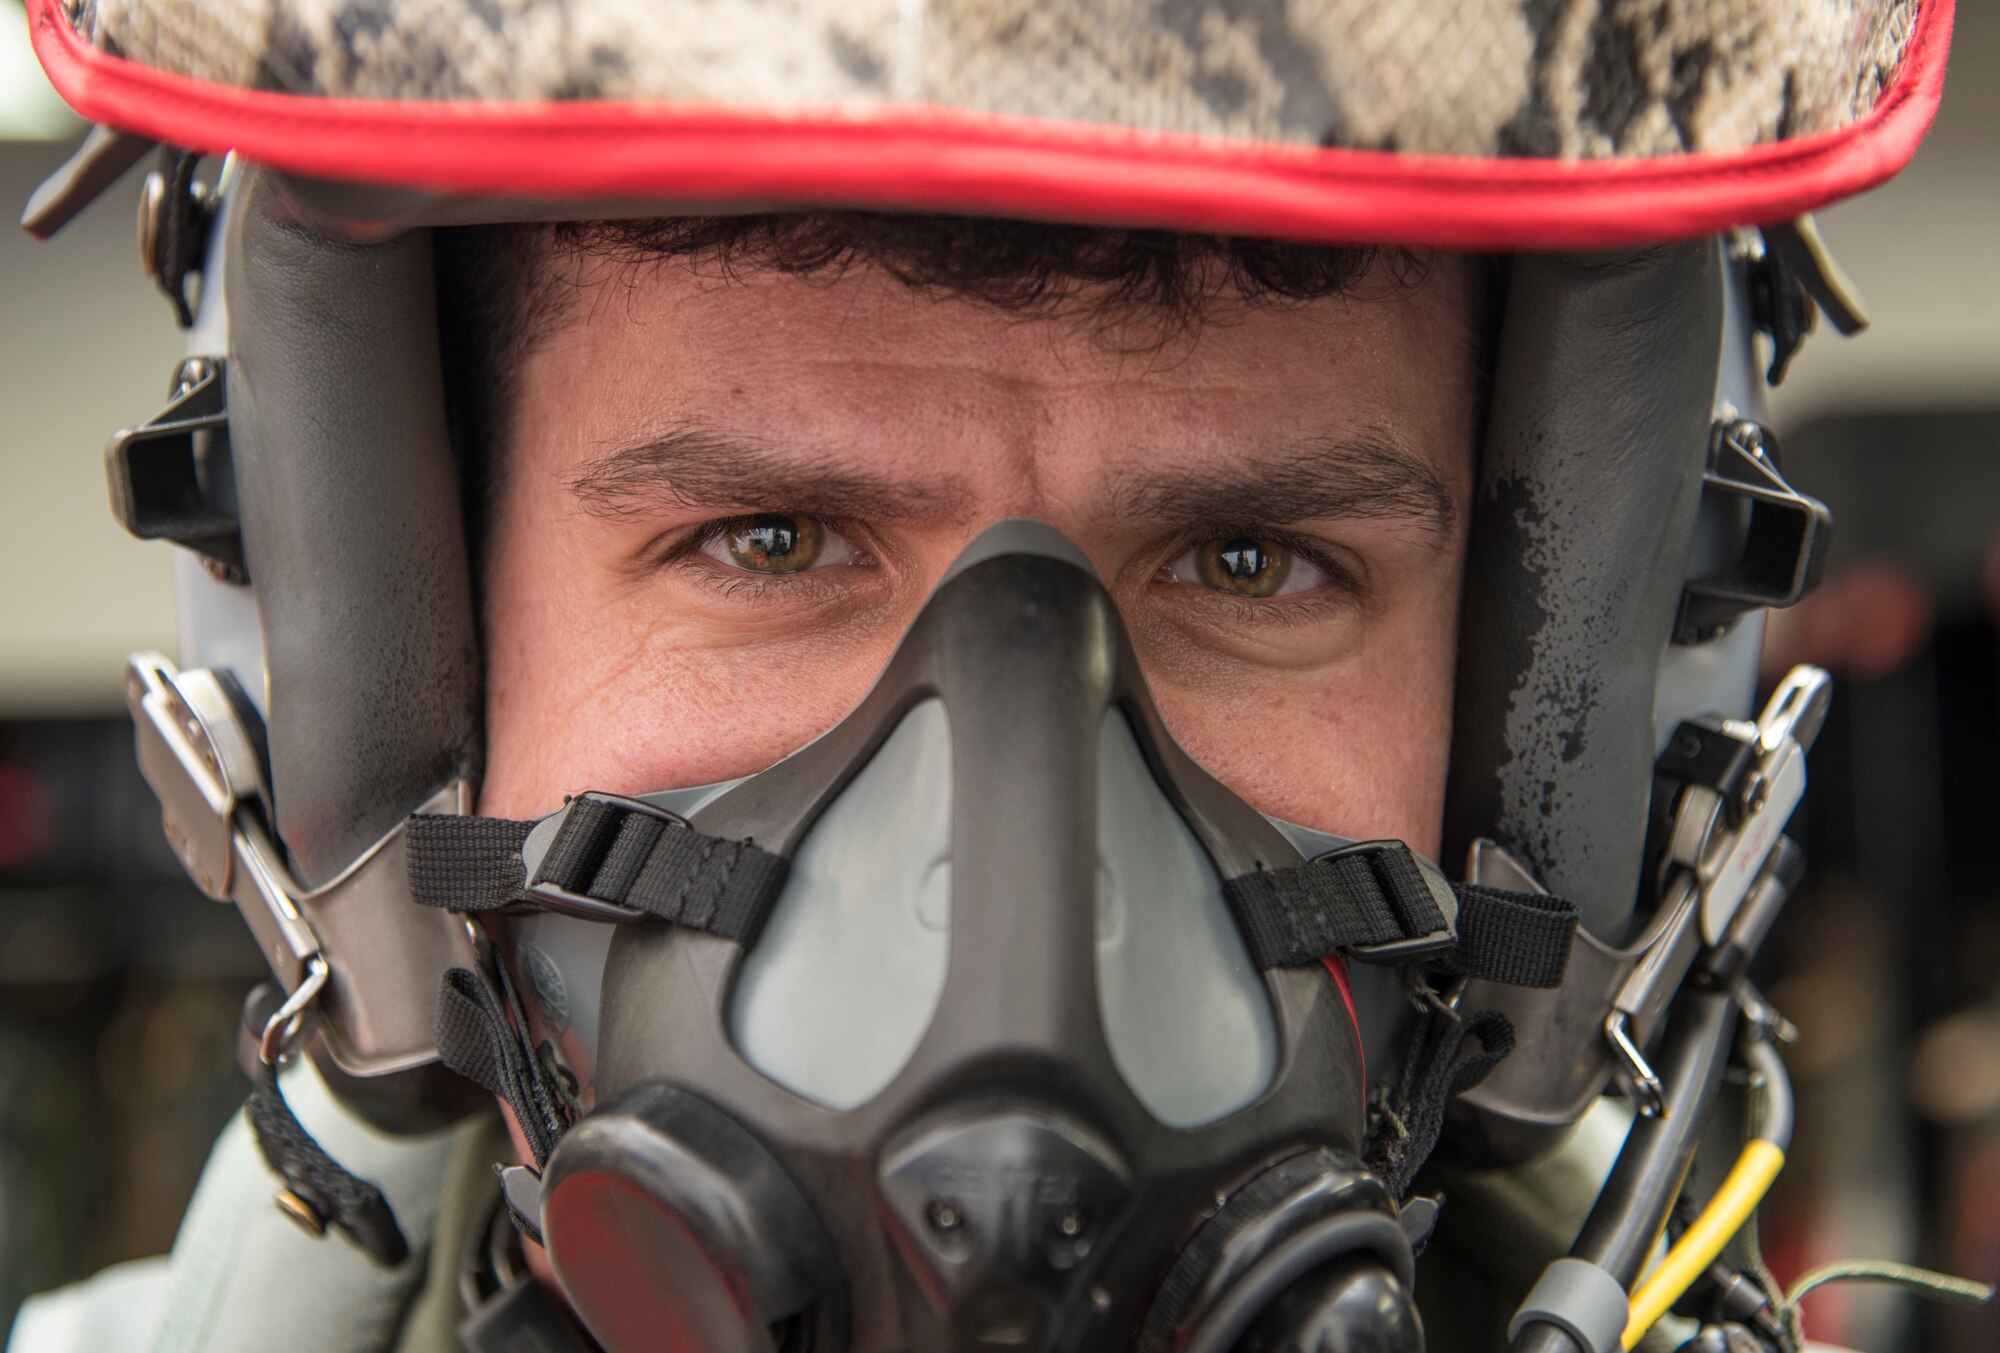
[
  {"left": 1168, "top": 536, "right": 1325, "bottom": 598},
  {"left": 698, "top": 514, "right": 858, "bottom": 574}
]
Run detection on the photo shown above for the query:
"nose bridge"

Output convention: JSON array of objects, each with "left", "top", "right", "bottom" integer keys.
[
  {"left": 927, "top": 543, "right": 1122, "bottom": 1063},
  {"left": 921, "top": 372, "right": 1194, "bottom": 582},
  {"left": 719, "top": 521, "right": 1283, "bottom": 1125},
  {"left": 907, "top": 524, "right": 1280, "bottom": 1131}
]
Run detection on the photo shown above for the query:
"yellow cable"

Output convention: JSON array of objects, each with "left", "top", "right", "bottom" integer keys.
[{"left": 1622, "top": 1140, "right": 1786, "bottom": 1348}]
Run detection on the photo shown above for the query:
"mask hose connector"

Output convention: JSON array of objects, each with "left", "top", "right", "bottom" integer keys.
[
  {"left": 1230, "top": 1251, "right": 1425, "bottom": 1353},
  {"left": 1140, "top": 1150, "right": 1415, "bottom": 1353}
]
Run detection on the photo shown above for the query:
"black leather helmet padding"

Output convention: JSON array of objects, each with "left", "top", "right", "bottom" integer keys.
[
  {"left": 226, "top": 174, "right": 480, "bottom": 888},
  {"left": 1444, "top": 244, "right": 1722, "bottom": 940}
]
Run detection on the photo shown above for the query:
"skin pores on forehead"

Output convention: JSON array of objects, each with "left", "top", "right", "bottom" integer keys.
[{"left": 477, "top": 253, "right": 1482, "bottom": 858}]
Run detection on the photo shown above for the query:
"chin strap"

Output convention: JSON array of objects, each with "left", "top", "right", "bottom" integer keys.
[{"left": 245, "top": 1059, "right": 411, "bottom": 1267}]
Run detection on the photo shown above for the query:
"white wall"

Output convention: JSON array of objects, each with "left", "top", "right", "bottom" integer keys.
[
  {"left": 0, "top": 132, "right": 182, "bottom": 715},
  {"left": 1769, "top": 2, "right": 2000, "bottom": 430}
]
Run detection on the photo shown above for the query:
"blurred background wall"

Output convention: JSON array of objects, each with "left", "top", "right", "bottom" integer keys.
[
  {"left": 0, "top": 0, "right": 261, "bottom": 1330},
  {"left": 1744, "top": 9, "right": 2000, "bottom": 1348},
  {"left": 0, "top": 0, "right": 1995, "bottom": 1348}
]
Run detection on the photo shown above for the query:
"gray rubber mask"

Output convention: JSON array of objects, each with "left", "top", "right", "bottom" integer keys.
[{"left": 495, "top": 521, "right": 1421, "bottom": 1353}]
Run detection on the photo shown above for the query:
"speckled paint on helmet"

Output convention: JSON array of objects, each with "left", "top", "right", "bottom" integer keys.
[{"left": 70, "top": 0, "right": 1917, "bottom": 159}]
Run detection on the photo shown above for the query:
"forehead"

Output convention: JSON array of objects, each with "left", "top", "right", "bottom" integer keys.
[{"left": 504, "top": 249, "right": 1485, "bottom": 494}]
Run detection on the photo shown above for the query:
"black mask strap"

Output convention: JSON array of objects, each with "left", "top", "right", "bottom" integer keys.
[
  {"left": 407, "top": 794, "right": 788, "bottom": 939},
  {"left": 1224, "top": 841, "right": 1580, "bottom": 987},
  {"left": 1366, "top": 1008, "right": 1516, "bottom": 1196},
  {"left": 434, "top": 958, "right": 576, "bottom": 1168}
]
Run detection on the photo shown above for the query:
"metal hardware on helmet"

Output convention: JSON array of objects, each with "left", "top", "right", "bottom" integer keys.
[
  {"left": 20, "top": 125, "right": 157, "bottom": 241},
  {"left": 1762, "top": 217, "right": 1871, "bottom": 337},
  {"left": 106, "top": 358, "right": 244, "bottom": 583},
  {"left": 1603, "top": 665, "right": 1831, "bottom": 1117},
  {"left": 1731, "top": 980, "right": 1800, "bottom": 1051},
  {"left": 128, "top": 653, "right": 301, "bottom": 949},
  {"left": 125, "top": 652, "right": 480, "bottom": 1104},
  {"left": 1602, "top": 1015, "right": 1667, "bottom": 1120},
  {"left": 1402, "top": 967, "right": 1468, "bottom": 1023},
  {"left": 1745, "top": 216, "right": 1871, "bottom": 387},
  {"left": 135, "top": 146, "right": 215, "bottom": 327},
  {"left": 1673, "top": 420, "right": 1832, "bottom": 644},
  {"left": 259, "top": 953, "right": 330, "bottom": 1067}
]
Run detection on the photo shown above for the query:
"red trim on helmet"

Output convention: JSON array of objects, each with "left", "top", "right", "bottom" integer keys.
[{"left": 29, "top": 0, "right": 1951, "bottom": 250}]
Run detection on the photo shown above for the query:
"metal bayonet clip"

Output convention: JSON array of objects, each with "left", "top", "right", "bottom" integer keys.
[{"left": 1604, "top": 665, "right": 1831, "bottom": 1116}]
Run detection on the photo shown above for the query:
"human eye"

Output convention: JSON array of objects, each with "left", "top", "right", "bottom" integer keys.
[
  {"left": 689, "top": 513, "right": 864, "bottom": 575},
  {"left": 1135, "top": 529, "right": 1375, "bottom": 673},
  {"left": 1163, "top": 534, "right": 1343, "bottom": 600}
]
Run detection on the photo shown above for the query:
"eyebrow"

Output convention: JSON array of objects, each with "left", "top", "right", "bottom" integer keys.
[
  {"left": 1109, "top": 430, "right": 1458, "bottom": 542},
  {"left": 571, "top": 418, "right": 1457, "bottom": 541},
  {"left": 569, "top": 421, "right": 974, "bottom": 522}
]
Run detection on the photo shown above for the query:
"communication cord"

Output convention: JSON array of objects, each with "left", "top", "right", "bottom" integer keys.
[{"left": 1620, "top": 1028, "right": 1793, "bottom": 1348}]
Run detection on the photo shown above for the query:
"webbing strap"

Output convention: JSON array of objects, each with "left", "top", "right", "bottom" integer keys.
[
  {"left": 1446, "top": 884, "right": 1580, "bottom": 988},
  {"left": 245, "top": 1060, "right": 409, "bottom": 1267},
  {"left": 407, "top": 816, "right": 535, "bottom": 913},
  {"left": 434, "top": 961, "right": 573, "bottom": 1168},
  {"left": 1227, "top": 845, "right": 1450, "bottom": 966},
  {"left": 412, "top": 803, "right": 1572, "bottom": 985},
  {"left": 1224, "top": 843, "right": 1578, "bottom": 988},
  {"left": 407, "top": 794, "right": 788, "bottom": 945},
  {"left": 1366, "top": 1008, "right": 1516, "bottom": 1196}
]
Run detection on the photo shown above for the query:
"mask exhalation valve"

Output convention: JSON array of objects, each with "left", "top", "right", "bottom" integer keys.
[{"left": 877, "top": 1107, "right": 1134, "bottom": 1352}]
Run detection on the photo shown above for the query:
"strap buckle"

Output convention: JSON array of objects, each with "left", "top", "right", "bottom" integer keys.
[
  {"left": 107, "top": 358, "right": 244, "bottom": 582},
  {"left": 1315, "top": 840, "right": 1460, "bottom": 965},
  {"left": 521, "top": 792, "right": 687, "bottom": 923}
]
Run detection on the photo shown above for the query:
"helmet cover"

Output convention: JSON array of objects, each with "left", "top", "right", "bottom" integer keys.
[{"left": 27, "top": 0, "right": 1951, "bottom": 247}]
